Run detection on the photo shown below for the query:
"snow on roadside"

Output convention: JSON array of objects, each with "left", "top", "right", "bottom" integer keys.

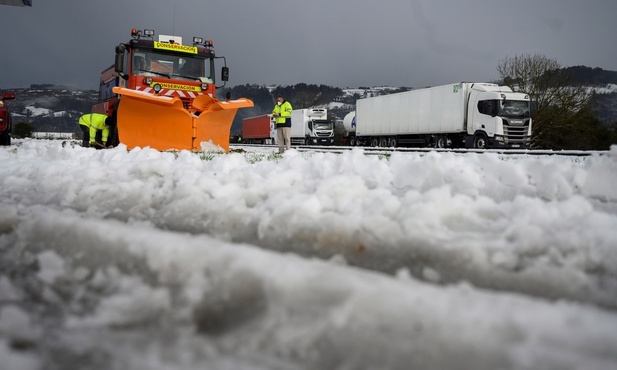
[
  {"left": 1, "top": 204, "right": 617, "bottom": 369},
  {"left": 1, "top": 139, "right": 616, "bottom": 369}
]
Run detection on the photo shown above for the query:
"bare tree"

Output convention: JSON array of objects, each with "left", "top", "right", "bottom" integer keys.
[{"left": 497, "top": 54, "right": 591, "bottom": 149}]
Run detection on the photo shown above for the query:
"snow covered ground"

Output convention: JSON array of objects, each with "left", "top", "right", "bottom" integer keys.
[{"left": 1, "top": 139, "right": 616, "bottom": 370}]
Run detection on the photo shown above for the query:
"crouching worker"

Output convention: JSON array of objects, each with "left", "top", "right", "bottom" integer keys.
[{"left": 78, "top": 113, "right": 115, "bottom": 149}]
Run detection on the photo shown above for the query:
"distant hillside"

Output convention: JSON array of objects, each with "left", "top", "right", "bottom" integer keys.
[
  {"left": 564, "top": 66, "right": 617, "bottom": 85},
  {"left": 7, "top": 86, "right": 98, "bottom": 134}
]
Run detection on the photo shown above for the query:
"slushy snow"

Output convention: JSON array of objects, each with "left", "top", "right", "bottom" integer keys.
[{"left": 1, "top": 139, "right": 616, "bottom": 370}]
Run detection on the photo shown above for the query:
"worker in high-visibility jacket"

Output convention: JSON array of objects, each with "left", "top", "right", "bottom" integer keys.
[
  {"left": 272, "top": 94, "right": 293, "bottom": 153},
  {"left": 78, "top": 113, "right": 114, "bottom": 148}
]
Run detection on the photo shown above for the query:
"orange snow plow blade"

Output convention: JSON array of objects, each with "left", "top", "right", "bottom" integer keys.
[
  {"left": 112, "top": 87, "right": 253, "bottom": 152},
  {"left": 192, "top": 93, "right": 254, "bottom": 152}
]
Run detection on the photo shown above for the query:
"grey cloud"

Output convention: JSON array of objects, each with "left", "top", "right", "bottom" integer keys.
[{"left": 1, "top": 0, "right": 616, "bottom": 90}]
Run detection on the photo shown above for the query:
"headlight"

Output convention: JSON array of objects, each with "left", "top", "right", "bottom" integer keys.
[{"left": 153, "top": 84, "right": 162, "bottom": 93}]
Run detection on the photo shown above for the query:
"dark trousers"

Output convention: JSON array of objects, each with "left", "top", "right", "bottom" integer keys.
[
  {"left": 79, "top": 125, "right": 103, "bottom": 149},
  {"left": 107, "top": 125, "right": 118, "bottom": 147},
  {"left": 80, "top": 124, "right": 90, "bottom": 147}
]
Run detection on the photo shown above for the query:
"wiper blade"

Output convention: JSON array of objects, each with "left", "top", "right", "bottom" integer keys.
[
  {"left": 138, "top": 69, "right": 171, "bottom": 79},
  {"left": 171, "top": 73, "right": 200, "bottom": 80}
]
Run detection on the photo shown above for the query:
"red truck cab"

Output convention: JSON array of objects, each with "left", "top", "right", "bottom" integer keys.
[
  {"left": 0, "top": 88, "right": 16, "bottom": 146},
  {"left": 93, "top": 28, "right": 223, "bottom": 117}
]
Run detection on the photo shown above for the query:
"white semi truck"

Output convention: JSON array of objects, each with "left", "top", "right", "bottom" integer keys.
[
  {"left": 344, "top": 82, "right": 532, "bottom": 149},
  {"left": 290, "top": 108, "right": 335, "bottom": 145}
]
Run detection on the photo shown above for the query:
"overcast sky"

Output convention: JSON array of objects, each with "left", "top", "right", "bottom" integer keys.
[{"left": 1, "top": 0, "right": 616, "bottom": 90}]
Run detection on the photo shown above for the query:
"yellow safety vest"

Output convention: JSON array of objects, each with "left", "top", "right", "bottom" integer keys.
[
  {"left": 79, "top": 113, "right": 109, "bottom": 143},
  {"left": 272, "top": 100, "right": 293, "bottom": 126}
]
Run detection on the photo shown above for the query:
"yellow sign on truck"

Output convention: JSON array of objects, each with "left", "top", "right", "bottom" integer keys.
[{"left": 154, "top": 41, "right": 198, "bottom": 54}]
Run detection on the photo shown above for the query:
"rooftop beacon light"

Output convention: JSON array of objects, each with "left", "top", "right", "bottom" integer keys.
[
  {"left": 131, "top": 29, "right": 155, "bottom": 39},
  {"left": 192, "top": 37, "right": 214, "bottom": 49}
]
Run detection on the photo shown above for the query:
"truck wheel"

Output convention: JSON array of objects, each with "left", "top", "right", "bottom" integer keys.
[
  {"left": 473, "top": 133, "right": 488, "bottom": 149},
  {"left": 389, "top": 137, "right": 397, "bottom": 147},
  {"left": 434, "top": 135, "right": 447, "bottom": 148},
  {"left": 349, "top": 136, "right": 356, "bottom": 146},
  {"left": 370, "top": 138, "right": 379, "bottom": 147},
  {"left": 379, "top": 137, "right": 388, "bottom": 147}
]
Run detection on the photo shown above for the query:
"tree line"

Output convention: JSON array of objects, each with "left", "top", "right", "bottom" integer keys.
[{"left": 498, "top": 54, "right": 617, "bottom": 150}]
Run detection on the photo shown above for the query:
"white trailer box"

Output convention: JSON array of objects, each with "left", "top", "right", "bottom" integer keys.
[{"left": 356, "top": 84, "right": 466, "bottom": 137}]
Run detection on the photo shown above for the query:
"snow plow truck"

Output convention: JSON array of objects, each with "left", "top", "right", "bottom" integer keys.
[{"left": 93, "top": 28, "right": 253, "bottom": 152}]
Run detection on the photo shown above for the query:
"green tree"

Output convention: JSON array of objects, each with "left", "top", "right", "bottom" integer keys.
[
  {"left": 497, "top": 54, "right": 603, "bottom": 149},
  {"left": 12, "top": 121, "right": 34, "bottom": 139}
]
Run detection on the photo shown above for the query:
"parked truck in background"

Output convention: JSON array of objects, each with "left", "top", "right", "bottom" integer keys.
[
  {"left": 0, "top": 88, "right": 16, "bottom": 146},
  {"left": 242, "top": 114, "right": 276, "bottom": 145},
  {"left": 290, "top": 108, "right": 334, "bottom": 145},
  {"left": 344, "top": 82, "right": 532, "bottom": 149}
]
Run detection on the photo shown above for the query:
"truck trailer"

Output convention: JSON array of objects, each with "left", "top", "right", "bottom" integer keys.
[
  {"left": 344, "top": 82, "right": 532, "bottom": 149},
  {"left": 290, "top": 108, "right": 334, "bottom": 145},
  {"left": 242, "top": 114, "right": 276, "bottom": 145}
]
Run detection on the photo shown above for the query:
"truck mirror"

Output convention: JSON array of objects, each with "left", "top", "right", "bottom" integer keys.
[
  {"left": 114, "top": 45, "right": 128, "bottom": 80},
  {"left": 221, "top": 66, "right": 229, "bottom": 81},
  {"left": 114, "top": 53, "right": 124, "bottom": 73}
]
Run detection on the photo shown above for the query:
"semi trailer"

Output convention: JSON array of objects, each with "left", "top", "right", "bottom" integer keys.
[
  {"left": 242, "top": 114, "right": 276, "bottom": 145},
  {"left": 344, "top": 82, "right": 532, "bottom": 149}
]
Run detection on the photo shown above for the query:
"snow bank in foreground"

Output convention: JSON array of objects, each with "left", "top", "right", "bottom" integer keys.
[
  {"left": 1, "top": 140, "right": 616, "bottom": 369},
  {"left": 2, "top": 206, "right": 616, "bottom": 370}
]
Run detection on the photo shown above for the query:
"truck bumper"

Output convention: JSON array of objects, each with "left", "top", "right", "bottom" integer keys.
[
  {"left": 489, "top": 136, "right": 531, "bottom": 149},
  {"left": 309, "top": 138, "right": 334, "bottom": 145}
]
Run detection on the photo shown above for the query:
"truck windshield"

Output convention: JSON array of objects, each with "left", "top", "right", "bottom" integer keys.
[
  {"left": 132, "top": 50, "right": 212, "bottom": 81},
  {"left": 314, "top": 121, "right": 333, "bottom": 130},
  {"left": 499, "top": 100, "right": 530, "bottom": 118}
]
